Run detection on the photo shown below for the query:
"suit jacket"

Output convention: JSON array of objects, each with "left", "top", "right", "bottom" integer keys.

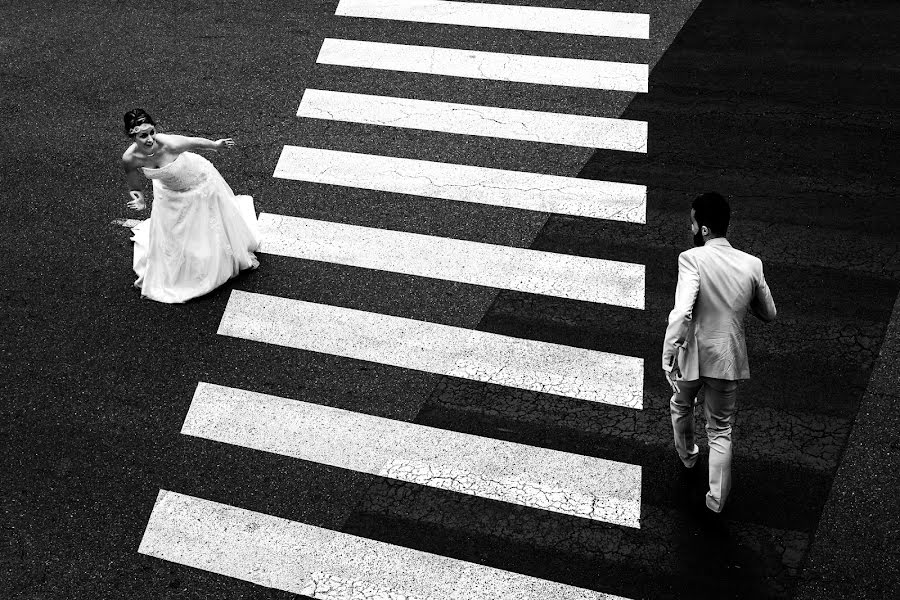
[{"left": 662, "top": 238, "right": 776, "bottom": 381}]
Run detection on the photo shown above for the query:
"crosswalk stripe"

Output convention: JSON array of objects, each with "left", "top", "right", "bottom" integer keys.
[
  {"left": 184, "top": 382, "right": 643, "bottom": 527},
  {"left": 218, "top": 291, "right": 644, "bottom": 408},
  {"left": 334, "top": 0, "right": 650, "bottom": 39},
  {"left": 257, "top": 214, "right": 645, "bottom": 308},
  {"left": 140, "top": 490, "right": 632, "bottom": 600},
  {"left": 297, "top": 89, "right": 648, "bottom": 152},
  {"left": 274, "top": 146, "right": 646, "bottom": 222},
  {"left": 317, "top": 38, "right": 648, "bottom": 92}
]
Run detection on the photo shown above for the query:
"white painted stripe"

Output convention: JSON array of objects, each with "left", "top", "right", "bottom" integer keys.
[
  {"left": 335, "top": 0, "right": 649, "bottom": 39},
  {"left": 257, "top": 214, "right": 645, "bottom": 308},
  {"left": 297, "top": 89, "right": 648, "bottom": 152},
  {"left": 274, "top": 146, "right": 646, "bottom": 222},
  {"left": 140, "top": 491, "right": 632, "bottom": 599},
  {"left": 317, "top": 38, "right": 648, "bottom": 93},
  {"left": 184, "top": 383, "right": 642, "bottom": 526},
  {"left": 218, "top": 291, "right": 644, "bottom": 408}
]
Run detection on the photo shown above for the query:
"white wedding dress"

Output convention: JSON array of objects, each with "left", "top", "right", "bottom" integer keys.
[{"left": 130, "top": 152, "right": 260, "bottom": 303}]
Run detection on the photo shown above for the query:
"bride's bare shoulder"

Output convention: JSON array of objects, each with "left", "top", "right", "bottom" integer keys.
[{"left": 156, "top": 133, "right": 187, "bottom": 150}]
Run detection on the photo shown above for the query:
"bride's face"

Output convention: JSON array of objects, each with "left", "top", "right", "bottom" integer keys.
[{"left": 133, "top": 126, "right": 158, "bottom": 153}]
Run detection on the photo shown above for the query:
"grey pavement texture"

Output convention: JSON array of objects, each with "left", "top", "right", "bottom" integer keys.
[{"left": 795, "top": 292, "right": 900, "bottom": 600}]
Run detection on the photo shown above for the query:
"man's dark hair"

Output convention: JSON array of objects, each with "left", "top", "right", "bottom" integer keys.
[{"left": 692, "top": 192, "right": 730, "bottom": 236}]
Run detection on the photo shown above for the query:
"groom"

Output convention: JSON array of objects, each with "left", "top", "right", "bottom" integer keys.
[{"left": 662, "top": 192, "right": 777, "bottom": 513}]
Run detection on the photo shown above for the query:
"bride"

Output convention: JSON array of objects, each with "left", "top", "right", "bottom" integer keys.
[{"left": 122, "top": 109, "right": 261, "bottom": 303}]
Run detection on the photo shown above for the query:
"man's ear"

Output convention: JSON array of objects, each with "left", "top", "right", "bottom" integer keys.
[{"left": 701, "top": 225, "right": 710, "bottom": 236}]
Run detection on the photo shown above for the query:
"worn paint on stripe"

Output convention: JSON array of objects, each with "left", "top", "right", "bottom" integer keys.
[
  {"left": 218, "top": 291, "right": 644, "bottom": 408},
  {"left": 317, "top": 38, "right": 648, "bottom": 92},
  {"left": 183, "top": 383, "right": 642, "bottom": 527},
  {"left": 335, "top": 0, "right": 649, "bottom": 39},
  {"left": 297, "top": 89, "right": 648, "bottom": 152},
  {"left": 139, "top": 491, "right": 632, "bottom": 599},
  {"left": 274, "top": 146, "right": 646, "bottom": 222},
  {"left": 257, "top": 214, "right": 645, "bottom": 308}
]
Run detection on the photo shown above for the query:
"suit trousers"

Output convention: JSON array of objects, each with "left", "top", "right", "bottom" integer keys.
[{"left": 670, "top": 377, "right": 739, "bottom": 513}]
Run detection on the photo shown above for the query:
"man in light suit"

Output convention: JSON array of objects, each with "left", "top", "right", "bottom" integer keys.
[{"left": 663, "top": 192, "right": 777, "bottom": 513}]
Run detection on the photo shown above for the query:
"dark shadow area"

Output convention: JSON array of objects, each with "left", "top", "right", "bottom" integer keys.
[
  {"left": 408, "top": 0, "right": 899, "bottom": 598},
  {"left": 344, "top": 474, "right": 804, "bottom": 600}
]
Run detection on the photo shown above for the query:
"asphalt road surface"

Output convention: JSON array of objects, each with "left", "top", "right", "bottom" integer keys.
[{"left": 2, "top": 1, "right": 898, "bottom": 599}]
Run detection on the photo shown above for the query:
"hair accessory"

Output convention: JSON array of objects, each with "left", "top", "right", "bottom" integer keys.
[{"left": 128, "top": 123, "right": 155, "bottom": 135}]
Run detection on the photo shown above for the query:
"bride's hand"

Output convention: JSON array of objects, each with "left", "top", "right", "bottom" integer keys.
[
  {"left": 215, "top": 138, "right": 236, "bottom": 150},
  {"left": 127, "top": 190, "right": 146, "bottom": 210}
]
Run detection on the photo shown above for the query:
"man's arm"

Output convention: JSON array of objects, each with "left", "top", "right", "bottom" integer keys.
[
  {"left": 662, "top": 252, "right": 700, "bottom": 372},
  {"left": 749, "top": 261, "right": 777, "bottom": 323}
]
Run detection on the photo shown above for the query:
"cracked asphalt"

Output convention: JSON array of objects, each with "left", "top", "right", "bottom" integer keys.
[{"left": 2, "top": 0, "right": 898, "bottom": 599}]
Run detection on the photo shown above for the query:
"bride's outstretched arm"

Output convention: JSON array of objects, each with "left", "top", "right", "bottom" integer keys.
[{"left": 165, "top": 133, "right": 236, "bottom": 152}]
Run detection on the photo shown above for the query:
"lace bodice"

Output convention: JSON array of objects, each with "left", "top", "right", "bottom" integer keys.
[{"left": 142, "top": 152, "right": 211, "bottom": 191}]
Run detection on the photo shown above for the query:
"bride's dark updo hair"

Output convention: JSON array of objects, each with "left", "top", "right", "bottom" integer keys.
[{"left": 123, "top": 108, "right": 156, "bottom": 136}]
